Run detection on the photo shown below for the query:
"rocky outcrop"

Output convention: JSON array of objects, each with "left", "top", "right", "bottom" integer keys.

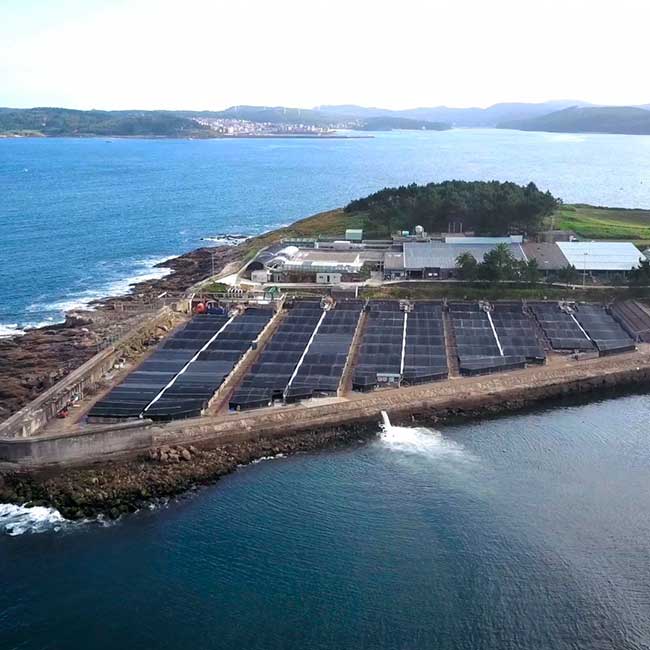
[
  {"left": 0, "top": 245, "right": 243, "bottom": 421},
  {"left": 0, "top": 425, "right": 374, "bottom": 520}
]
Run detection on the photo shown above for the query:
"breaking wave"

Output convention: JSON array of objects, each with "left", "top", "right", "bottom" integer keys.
[
  {"left": 0, "top": 323, "right": 25, "bottom": 339},
  {"left": 0, "top": 503, "right": 67, "bottom": 536},
  {"left": 26, "top": 256, "right": 171, "bottom": 316}
]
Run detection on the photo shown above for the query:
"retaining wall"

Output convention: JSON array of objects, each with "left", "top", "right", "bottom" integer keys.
[
  {"left": 0, "top": 307, "right": 183, "bottom": 439},
  {"left": 3, "top": 350, "right": 650, "bottom": 468}
]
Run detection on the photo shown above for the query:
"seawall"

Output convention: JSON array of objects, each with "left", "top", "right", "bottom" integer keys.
[{"left": 2, "top": 347, "right": 650, "bottom": 470}]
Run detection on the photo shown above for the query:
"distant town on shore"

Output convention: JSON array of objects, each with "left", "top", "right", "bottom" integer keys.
[{"left": 2, "top": 100, "right": 650, "bottom": 138}]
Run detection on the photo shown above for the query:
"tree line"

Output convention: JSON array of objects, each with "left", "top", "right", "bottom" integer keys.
[
  {"left": 345, "top": 180, "right": 559, "bottom": 236},
  {"left": 457, "top": 245, "right": 650, "bottom": 287},
  {"left": 455, "top": 245, "right": 543, "bottom": 283}
]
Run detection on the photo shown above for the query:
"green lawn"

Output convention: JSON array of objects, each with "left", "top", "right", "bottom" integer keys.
[
  {"left": 551, "top": 204, "right": 650, "bottom": 244},
  {"left": 237, "top": 208, "right": 366, "bottom": 258}
]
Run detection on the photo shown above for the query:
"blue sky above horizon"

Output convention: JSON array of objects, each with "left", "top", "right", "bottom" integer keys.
[{"left": 1, "top": 0, "right": 649, "bottom": 111}]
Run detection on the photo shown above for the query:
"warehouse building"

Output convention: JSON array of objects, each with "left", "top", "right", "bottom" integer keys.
[
  {"left": 247, "top": 238, "right": 646, "bottom": 285},
  {"left": 556, "top": 242, "right": 645, "bottom": 278},
  {"left": 384, "top": 236, "right": 526, "bottom": 280}
]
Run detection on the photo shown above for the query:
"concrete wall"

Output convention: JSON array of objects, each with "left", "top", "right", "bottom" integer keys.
[
  {"left": 4, "top": 349, "right": 650, "bottom": 469},
  {"left": 0, "top": 307, "right": 182, "bottom": 439},
  {"left": 0, "top": 420, "right": 154, "bottom": 466}
]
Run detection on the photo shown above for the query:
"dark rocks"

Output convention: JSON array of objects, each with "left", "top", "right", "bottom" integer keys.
[
  {"left": 0, "top": 425, "right": 376, "bottom": 520},
  {"left": 149, "top": 444, "right": 198, "bottom": 464},
  {"left": 0, "top": 244, "right": 243, "bottom": 421}
]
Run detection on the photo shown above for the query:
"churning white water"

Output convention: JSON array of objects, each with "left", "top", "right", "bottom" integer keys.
[
  {"left": 0, "top": 503, "right": 67, "bottom": 536},
  {"left": 379, "top": 411, "right": 472, "bottom": 461}
]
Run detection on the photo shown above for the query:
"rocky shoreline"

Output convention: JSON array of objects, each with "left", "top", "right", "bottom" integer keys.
[
  {"left": 1, "top": 361, "right": 648, "bottom": 524},
  {"left": 0, "top": 425, "right": 375, "bottom": 520},
  {"left": 0, "top": 244, "right": 244, "bottom": 421}
]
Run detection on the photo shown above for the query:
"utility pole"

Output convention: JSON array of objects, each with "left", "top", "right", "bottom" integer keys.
[{"left": 582, "top": 252, "right": 587, "bottom": 287}]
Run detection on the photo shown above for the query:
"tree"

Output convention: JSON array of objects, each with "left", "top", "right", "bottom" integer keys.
[
  {"left": 557, "top": 264, "right": 578, "bottom": 287},
  {"left": 522, "top": 258, "right": 541, "bottom": 285},
  {"left": 455, "top": 252, "right": 478, "bottom": 281},
  {"left": 480, "top": 244, "right": 518, "bottom": 281},
  {"left": 628, "top": 258, "right": 650, "bottom": 286},
  {"left": 345, "top": 180, "right": 559, "bottom": 237}
]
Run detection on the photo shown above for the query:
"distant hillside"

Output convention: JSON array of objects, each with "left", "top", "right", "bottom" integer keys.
[
  {"left": 212, "top": 105, "right": 346, "bottom": 126},
  {"left": 317, "top": 100, "right": 591, "bottom": 127},
  {"left": 352, "top": 116, "right": 450, "bottom": 131},
  {"left": 0, "top": 108, "right": 213, "bottom": 138},
  {"left": 498, "top": 106, "right": 650, "bottom": 135}
]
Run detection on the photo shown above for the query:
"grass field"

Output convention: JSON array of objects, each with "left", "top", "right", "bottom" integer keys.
[
  {"left": 551, "top": 204, "right": 650, "bottom": 245},
  {"left": 237, "top": 208, "right": 364, "bottom": 258}
]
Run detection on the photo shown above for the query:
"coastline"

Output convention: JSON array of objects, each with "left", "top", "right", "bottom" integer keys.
[
  {"left": 0, "top": 132, "right": 372, "bottom": 140},
  {"left": 0, "top": 244, "right": 245, "bottom": 420},
  {"left": 4, "top": 201, "right": 650, "bottom": 526},
  {"left": 2, "top": 371, "right": 649, "bottom": 521}
]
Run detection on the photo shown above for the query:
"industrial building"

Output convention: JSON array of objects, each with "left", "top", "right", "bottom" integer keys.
[
  {"left": 245, "top": 233, "right": 646, "bottom": 286},
  {"left": 556, "top": 241, "right": 645, "bottom": 277},
  {"left": 385, "top": 236, "right": 526, "bottom": 280}
]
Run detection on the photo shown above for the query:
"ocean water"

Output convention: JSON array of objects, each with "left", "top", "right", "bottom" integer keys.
[
  {"left": 2, "top": 393, "right": 650, "bottom": 649},
  {"left": 2, "top": 129, "right": 650, "bottom": 335}
]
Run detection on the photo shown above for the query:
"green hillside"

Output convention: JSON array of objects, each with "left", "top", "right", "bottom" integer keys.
[
  {"left": 498, "top": 106, "right": 650, "bottom": 135},
  {"left": 345, "top": 180, "right": 558, "bottom": 236},
  {"left": 0, "top": 108, "right": 214, "bottom": 138},
  {"left": 551, "top": 204, "right": 650, "bottom": 244}
]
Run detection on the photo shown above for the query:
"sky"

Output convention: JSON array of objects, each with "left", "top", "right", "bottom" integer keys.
[{"left": 1, "top": 0, "right": 649, "bottom": 111}]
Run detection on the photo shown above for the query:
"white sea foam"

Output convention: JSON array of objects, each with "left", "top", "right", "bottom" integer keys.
[
  {"left": 0, "top": 323, "right": 25, "bottom": 338},
  {"left": 0, "top": 503, "right": 67, "bottom": 536},
  {"left": 26, "top": 256, "right": 174, "bottom": 318},
  {"left": 251, "top": 453, "right": 285, "bottom": 464},
  {"left": 379, "top": 411, "right": 473, "bottom": 461},
  {"left": 201, "top": 235, "right": 249, "bottom": 246}
]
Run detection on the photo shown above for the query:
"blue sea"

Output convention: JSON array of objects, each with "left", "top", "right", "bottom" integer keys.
[
  {"left": 3, "top": 131, "right": 650, "bottom": 649},
  {"left": 2, "top": 394, "right": 650, "bottom": 649},
  {"left": 2, "top": 129, "right": 650, "bottom": 335}
]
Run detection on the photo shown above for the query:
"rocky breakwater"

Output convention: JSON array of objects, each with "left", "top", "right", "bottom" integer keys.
[{"left": 0, "top": 425, "right": 374, "bottom": 520}]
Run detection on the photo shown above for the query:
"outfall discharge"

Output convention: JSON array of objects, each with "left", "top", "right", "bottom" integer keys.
[{"left": 2, "top": 345, "right": 650, "bottom": 519}]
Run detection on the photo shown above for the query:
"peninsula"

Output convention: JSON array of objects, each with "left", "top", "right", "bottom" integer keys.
[
  {"left": 498, "top": 106, "right": 650, "bottom": 136},
  {"left": 2, "top": 181, "right": 650, "bottom": 520}
]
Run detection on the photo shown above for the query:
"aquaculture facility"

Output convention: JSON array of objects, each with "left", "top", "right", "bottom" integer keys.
[
  {"left": 86, "top": 297, "right": 639, "bottom": 420},
  {"left": 3, "top": 293, "right": 650, "bottom": 469}
]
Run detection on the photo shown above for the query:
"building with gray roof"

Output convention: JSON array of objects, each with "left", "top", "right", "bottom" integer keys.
[{"left": 394, "top": 237, "right": 527, "bottom": 279}]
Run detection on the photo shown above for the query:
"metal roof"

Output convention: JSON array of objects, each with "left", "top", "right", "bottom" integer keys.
[
  {"left": 556, "top": 242, "right": 645, "bottom": 271},
  {"left": 522, "top": 243, "right": 569, "bottom": 271},
  {"left": 444, "top": 235, "right": 523, "bottom": 244},
  {"left": 403, "top": 241, "right": 526, "bottom": 270},
  {"left": 384, "top": 251, "right": 405, "bottom": 270}
]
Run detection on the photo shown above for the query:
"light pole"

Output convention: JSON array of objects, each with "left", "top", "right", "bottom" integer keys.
[{"left": 582, "top": 252, "right": 588, "bottom": 288}]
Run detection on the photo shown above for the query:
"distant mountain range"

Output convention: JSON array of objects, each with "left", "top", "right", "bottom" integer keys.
[
  {"left": 2, "top": 102, "right": 650, "bottom": 138},
  {"left": 315, "top": 100, "right": 594, "bottom": 127},
  {"left": 187, "top": 106, "right": 449, "bottom": 130},
  {"left": 497, "top": 106, "right": 650, "bottom": 135}
]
